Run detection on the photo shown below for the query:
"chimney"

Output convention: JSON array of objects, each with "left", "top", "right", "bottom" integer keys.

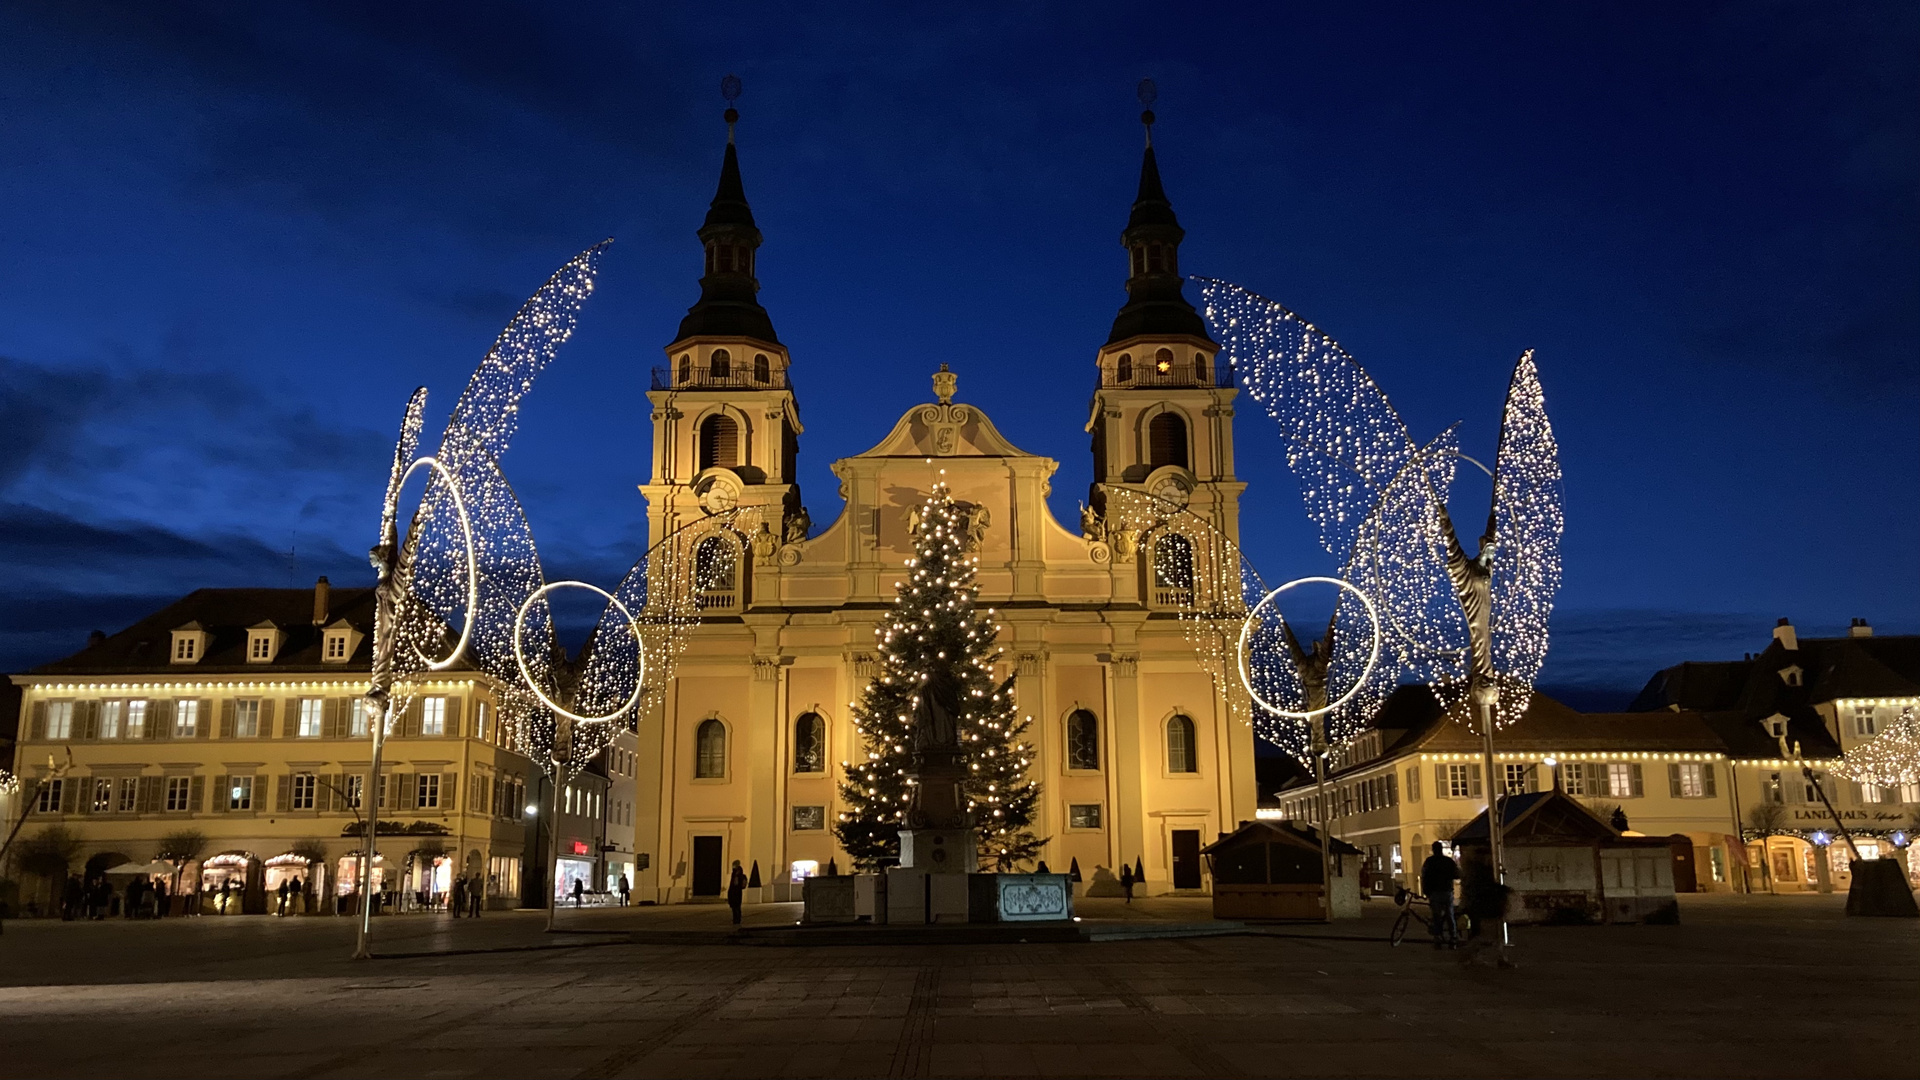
[
  {"left": 313, "top": 576, "right": 331, "bottom": 626},
  {"left": 1849, "top": 618, "right": 1873, "bottom": 639},
  {"left": 87, "top": 629, "right": 106, "bottom": 648},
  {"left": 1773, "top": 617, "right": 1798, "bottom": 651}
]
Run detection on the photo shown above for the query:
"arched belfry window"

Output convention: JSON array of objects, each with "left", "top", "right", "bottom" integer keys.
[
  {"left": 1154, "top": 347, "right": 1174, "bottom": 373},
  {"left": 754, "top": 354, "right": 770, "bottom": 384},
  {"left": 1116, "top": 353, "right": 1133, "bottom": 384},
  {"left": 695, "top": 719, "right": 727, "bottom": 778},
  {"left": 1194, "top": 353, "right": 1210, "bottom": 384},
  {"left": 1152, "top": 533, "right": 1195, "bottom": 608},
  {"left": 1148, "top": 412, "right": 1188, "bottom": 469},
  {"left": 1067, "top": 709, "right": 1100, "bottom": 771},
  {"left": 1167, "top": 715, "right": 1197, "bottom": 774},
  {"left": 709, "top": 349, "right": 731, "bottom": 379},
  {"left": 699, "top": 415, "right": 740, "bottom": 471},
  {"left": 793, "top": 712, "right": 825, "bottom": 773},
  {"left": 678, "top": 354, "right": 691, "bottom": 384}
]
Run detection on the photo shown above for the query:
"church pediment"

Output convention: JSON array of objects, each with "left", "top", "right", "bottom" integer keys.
[{"left": 853, "top": 399, "right": 1042, "bottom": 461}]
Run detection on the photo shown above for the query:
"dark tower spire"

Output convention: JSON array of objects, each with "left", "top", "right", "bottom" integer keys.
[
  {"left": 1106, "top": 81, "right": 1210, "bottom": 346},
  {"left": 674, "top": 74, "right": 780, "bottom": 346}
]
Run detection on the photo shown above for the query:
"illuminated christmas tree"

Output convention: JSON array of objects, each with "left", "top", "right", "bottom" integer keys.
[{"left": 835, "top": 483, "right": 1043, "bottom": 871}]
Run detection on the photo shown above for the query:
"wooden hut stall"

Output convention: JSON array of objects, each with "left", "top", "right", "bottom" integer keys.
[
  {"left": 1451, "top": 789, "right": 1678, "bottom": 925},
  {"left": 1203, "top": 820, "right": 1362, "bottom": 921}
]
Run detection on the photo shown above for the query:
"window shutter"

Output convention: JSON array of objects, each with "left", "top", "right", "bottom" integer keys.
[
  {"left": 197, "top": 699, "right": 213, "bottom": 739},
  {"left": 1668, "top": 764, "right": 1682, "bottom": 798},
  {"left": 283, "top": 700, "right": 301, "bottom": 738},
  {"left": 58, "top": 779, "right": 78, "bottom": 814},
  {"left": 211, "top": 775, "right": 228, "bottom": 814},
  {"left": 1434, "top": 764, "right": 1448, "bottom": 799},
  {"left": 219, "top": 700, "right": 236, "bottom": 740},
  {"left": 1469, "top": 765, "right": 1483, "bottom": 798},
  {"left": 152, "top": 700, "right": 174, "bottom": 740},
  {"left": 403, "top": 698, "right": 422, "bottom": 739},
  {"left": 189, "top": 775, "right": 205, "bottom": 813},
  {"left": 442, "top": 772, "right": 458, "bottom": 809},
  {"left": 1630, "top": 763, "right": 1645, "bottom": 798},
  {"left": 399, "top": 774, "right": 417, "bottom": 809},
  {"left": 324, "top": 698, "right": 345, "bottom": 740},
  {"left": 445, "top": 698, "right": 462, "bottom": 738},
  {"left": 137, "top": 775, "right": 160, "bottom": 813},
  {"left": 29, "top": 701, "right": 46, "bottom": 741},
  {"left": 258, "top": 699, "right": 275, "bottom": 740},
  {"left": 275, "top": 774, "right": 291, "bottom": 813},
  {"left": 1702, "top": 764, "right": 1717, "bottom": 798},
  {"left": 72, "top": 777, "right": 91, "bottom": 816},
  {"left": 78, "top": 701, "right": 98, "bottom": 741}
]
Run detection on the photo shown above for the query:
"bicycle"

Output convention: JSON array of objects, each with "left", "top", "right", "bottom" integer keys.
[{"left": 1389, "top": 887, "right": 1471, "bottom": 947}]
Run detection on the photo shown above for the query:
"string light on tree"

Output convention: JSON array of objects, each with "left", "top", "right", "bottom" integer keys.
[{"left": 1835, "top": 706, "right": 1920, "bottom": 787}]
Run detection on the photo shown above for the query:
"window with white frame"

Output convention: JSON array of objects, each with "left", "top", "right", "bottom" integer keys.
[
  {"left": 350, "top": 698, "right": 371, "bottom": 739},
  {"left": 228, "top": 776, "right": 254, "bottom": 811},
  {"left": 1900, "top": 782, "right": 1920, "bottom": 803},
  {"left": 474, "top": 701, "right": 488, "bottom": 742},
  {"left": 416, "top": 773, "right": 440, "bottom": 809},
  {"left": 1405, "top": 767, "right": 1420, "bottom": 802},
  {"left": 125, "top": 700, "right": 147, "bottom": 738},
  {"left": 1764, "top": 772, "right": 1784, "bottom": 804},
  {"left": 1607, "top": 762, "right": 1641, "bottom": 798},
  {"left": 91, "top": 778, "right": 113, "bottom": 812},
  {"left": 1852, "top": 705, "right": 1877, "bottom": 737},
  {"left": 291, "top": 773, "right": 316, "bottom": 810},
  {"left": 46, "top": 701, "right": 74, "bottom": 739},
  {"left": 173, "top": 700, "right": 199, "bottom": 738},
  {"left": 345, "top": 774, "right": 364, "bottom": 809},
  {"left": 235, "top": 699, "right": 260, "bottom": 738},
  {"left": 421, "top": 697, "right": 446, "bottom": 736},
  {"left": 117, "top": 777, "right": 137, "bottom": 812},
  {"left": 99, "top": 701, "right": 122, "bottom": 739},
  {"left": 1561, "top": 762, "right": 1588, "bottom": 796},
  {"left": 325, "top": 632, "right": 349, "bottom": 660},
  {"left": 1503, "top": 763, "right": 1532, "bottom": 794},
  {"left": 1069, "top": 803, "right": 1103, "bottom": 830},
  {"left": 165, "top": 776, "right": 192, "bottom": 812},
  {"left": 174, "top": 636, "right": 197, "bottom": 662},
  {"left": 1858, "top": 783, "right": 1886, "bottom": 805},
  {"left": 297, "top": 699, "right": 323, "bottom": 738},
  {"left": 249, "top": 634, "right": 273, "bottom": 661},
  {"left": 34, "top": 778, "right": 62, "bottom": 812},
  {"left": 1675, "top": 763, "right": 1707, "bottom": 798},
  {"left": 1446, "top": 763, "right": 1474, "bottom": 799}
]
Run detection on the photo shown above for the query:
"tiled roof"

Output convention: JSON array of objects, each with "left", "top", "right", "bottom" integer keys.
[{"left": 23, "top": 586, "right": 398, "bottom": 676}]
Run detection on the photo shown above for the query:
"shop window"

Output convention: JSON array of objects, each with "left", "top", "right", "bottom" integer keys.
[
  {"left": 793, "top": 712, "right": 825, "bottom": 773},
  {"left": 165, "top": 776, "right": 192, "bottom": 812},
  {"left": 791, "top": 805, "right": 825, "bottom": 831},
  {"left": 1166, "top": 715, "right": 1197, "bottom": 774},
  {"left": 1069, "top": 803, "right": 1103, "bottom": 830},
  {"left": 1066, "top": 709, "right": 1100, "bottom": 771},
  {"left": 696, "top": 719, "right": 727, "bottom": 779}
]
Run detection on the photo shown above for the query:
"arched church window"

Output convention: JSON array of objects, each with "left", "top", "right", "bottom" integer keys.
[
  {"left": 1067, "top": 709, "right": 1100, "bottom": 771},
  {"left": 1194, "top": 353, "right": 1210, "bottom": 384},
  {"left": 1154, "top": 347, "right": 1174, "bottom": 374},
  {"left": 709, "top": 349, "right": 731, "bottom": 379},
  {"left": 793, "top": 712, "right": 825, "bottom": 773},
  {"left": 699, "top": 415, "right": 739, "bottom": 470},
  {"left": 1152, "top": 533, "right": 1194, "bottom": 608},
  {"left": 1167, "top": 715, "right": 1197, "bottom": 774},
  {"left": 678, "top": 355, "right": 691, "bottom": 384},
  {"left": 695, "top": 719, "right": 727, "bottom": 779},
  {"left": 754, "top": 354, "right": 770, "bottom": 384},
  {"left": 1147, "top": 412, "right": 1188, "bottom": 469},
  {"left": 1116, "top": 354, "right": 1132, "bottom": 384}
]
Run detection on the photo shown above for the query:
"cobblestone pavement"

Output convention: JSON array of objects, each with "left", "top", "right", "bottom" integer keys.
[{"left": 0, "top": 894, "right": 1912, "bottom": 1078}]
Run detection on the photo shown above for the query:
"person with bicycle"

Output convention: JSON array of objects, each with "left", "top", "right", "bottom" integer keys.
[{"left": 1420, "top": 841, "right": 1461, "bottom": 948}]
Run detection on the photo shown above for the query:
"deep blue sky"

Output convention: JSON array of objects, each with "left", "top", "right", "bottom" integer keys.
[{"left": 2, "top": 3, "right": 1915, "bottom": 710}]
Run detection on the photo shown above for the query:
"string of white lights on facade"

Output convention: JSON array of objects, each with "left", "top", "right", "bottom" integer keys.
[{"left": 1835, "top": 706, "right": 1920, "bottom": 787}]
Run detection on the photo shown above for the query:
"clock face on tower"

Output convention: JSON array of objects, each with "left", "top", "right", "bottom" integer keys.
[{"left": 1151, "top": 475, "right": 1191, "bottom": 507}]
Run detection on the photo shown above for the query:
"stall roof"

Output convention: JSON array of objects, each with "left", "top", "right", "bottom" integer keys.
[{"left": 1204, "top": 818, "right": 1361, "bottom": 857}]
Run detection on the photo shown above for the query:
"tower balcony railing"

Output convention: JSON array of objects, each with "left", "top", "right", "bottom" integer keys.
[
  {"left": 652, "top": 365, "right": 789, "bottom": 391},
  {"left": 1097, "top": 359, "right": 1235, "bottom": 391}
]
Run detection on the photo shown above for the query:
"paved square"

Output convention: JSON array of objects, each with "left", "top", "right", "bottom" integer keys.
[{"left": 0, "top": 894, "right": 1912, "bottom": 1078}]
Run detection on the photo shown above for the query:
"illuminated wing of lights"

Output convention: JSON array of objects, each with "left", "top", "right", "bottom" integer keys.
[{"left": 1487, "top": 350, "right": 1563, "bottom": 715}]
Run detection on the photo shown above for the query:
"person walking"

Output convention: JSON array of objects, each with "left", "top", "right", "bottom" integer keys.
[
  {"left": 571, "top": 878, "right": 585, "bottom": 909},
  {"left": 274, "top": 879, "right": 289, "bottom": 917},
  {"left": 1119, "top": 862, "right": 1135, "bottom": 904},
  {"left": 468, "top": 876, "right": 483, "bottom": 918},
  {"left": 1420, "top": 841, "right": 1461, "bottom": 948},
  {"left": 451, "top": 875, "right": 467, "bottom": 918},
  {"left": 726, "top": 860, "right": 748, "bottom": 925},
  {"left": 617, "top": 873, "right": 630, "bottom": 908}
]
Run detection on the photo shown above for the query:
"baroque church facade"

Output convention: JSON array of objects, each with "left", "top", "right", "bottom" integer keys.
[{"left": 634, "top": 114, "right": 1258, "bottom": 902}]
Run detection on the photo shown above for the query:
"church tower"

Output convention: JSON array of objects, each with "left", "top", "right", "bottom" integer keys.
[
  {"left": 643, "top": 101, "right": 805, "bottom": 567},
  {"left": 1086, "top": 104, "right": 1244, "bottom": 601}
]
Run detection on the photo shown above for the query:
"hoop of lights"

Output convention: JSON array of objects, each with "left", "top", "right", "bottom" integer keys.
[
  {"left": 1236, "top": 576, "right": 1383, "bottom": 721},
  {"left": 399, "top": 455, "right": 478, "bottom": 672},
  {"left": 511, "top": 580, "right": 646, "bottom": 725}
]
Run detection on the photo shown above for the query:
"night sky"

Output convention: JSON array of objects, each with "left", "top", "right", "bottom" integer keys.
[{"left": 2, "top": 3, "right": 1915, "bottom": 712}]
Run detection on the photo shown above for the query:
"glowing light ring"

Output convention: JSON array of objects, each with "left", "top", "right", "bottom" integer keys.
[
  {"left": 512, "top": 580, "right": 645, "bottom": 726},
  {"left": 401, "top": 455, "right": 477, "bottom": 672},
  {"left": 1237, "top": 576, "right": 1383, "bottom": 721}
]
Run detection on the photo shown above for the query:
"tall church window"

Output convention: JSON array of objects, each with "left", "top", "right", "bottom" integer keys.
[
  {"left": 1067, "top": 709, "right": 1100, "bottom": 771},
  {"left": 1152, "top": 534, "right": 1195, "bottom": 608},
  {"left": 793, "top": 712, "right": 825, "bottom": 773},
  {"left": 1147, "top": 412, "right": 1188, "bottom": 469},
  {"left": 1167, "top": 715, "right": 1198, "bottom": 774},
  {"left": 709, "top": 349, "right": 731, "bottom": 380},
  {"left": 695, "top": 719, "right": 727, "bottom": 779},
  {"left": 1116, "top": 354, "right": 1132, "bottom": 383},
  {"left": 699, "top": 415, "right": 740, "bottom": 470},
  {"left": 754, "top": 354, "right": 770, "bottom": 384}
]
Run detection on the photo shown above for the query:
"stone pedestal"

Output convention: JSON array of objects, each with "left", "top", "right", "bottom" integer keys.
[
  {"left": 801, "top": 875, "right": 857, "bottom": 924},
  {"left": 887, "top": 867, "right": 971, "bottom": 924},
  {"left": 898, "top": 828, "right": 978, "bottom": 874}
]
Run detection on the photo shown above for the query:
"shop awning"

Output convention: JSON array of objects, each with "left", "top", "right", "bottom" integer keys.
[{"left": 104, "top": 860, "right": 176, "bottom": 876}]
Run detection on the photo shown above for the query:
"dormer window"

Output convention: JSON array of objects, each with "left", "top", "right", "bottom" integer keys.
[
  {"left": 321, "top": 619, "right": 363, "bottom": 664},
  {"left": 1778, "top": 665, "right": 1804, "bottom": 688},
  {"left": 1764, "top": 714, "right": 1788, "bottom": 739},
  {"left": 245, "top": 622, "right": 283, "bottom": 664},
  {"left": 170, "top": 624, "right": 210, "bottom": 665}
]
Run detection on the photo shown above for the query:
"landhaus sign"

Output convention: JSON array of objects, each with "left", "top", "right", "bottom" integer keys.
[{"left": 1789, "top": 808, "right": 1909, "bottom": 824}]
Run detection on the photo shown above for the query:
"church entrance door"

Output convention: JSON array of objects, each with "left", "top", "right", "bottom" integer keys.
[
  {"left": 1171, "top": 830, "right": 1202, "bottom": 890},
  {"left": 691, "top": 836, "right": 723, "bottom": 897}
]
